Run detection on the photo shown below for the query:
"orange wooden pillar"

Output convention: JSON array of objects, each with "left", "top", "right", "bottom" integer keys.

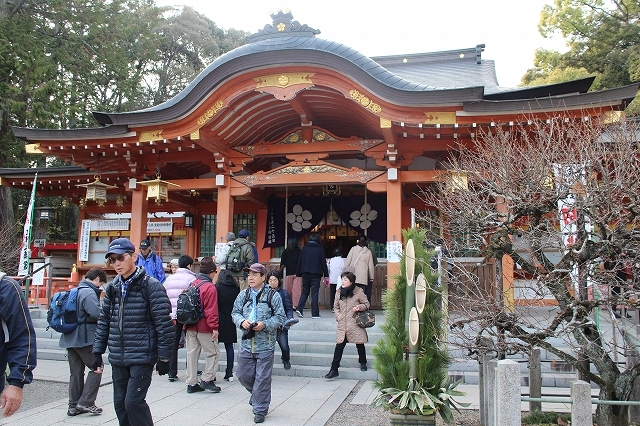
[
  {"left": 130, "top": 186, "right": 149, "bottom": 247},
  {"left": 386, "top": 177, "right": 403, "bottom": 289},
  {"left": 216, "top": 179, "right": 234, "bottom": 246}
]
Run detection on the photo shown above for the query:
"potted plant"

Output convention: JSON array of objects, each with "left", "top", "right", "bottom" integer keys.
[{"left": 372, "top": 228, "right": 467, "bottom": 425}]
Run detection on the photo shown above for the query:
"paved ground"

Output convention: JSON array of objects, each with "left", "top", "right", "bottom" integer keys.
[{"left": 0, "top": 358, "right": 583, "bottom": 425}]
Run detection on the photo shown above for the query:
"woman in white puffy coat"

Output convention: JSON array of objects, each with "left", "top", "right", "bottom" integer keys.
[{"left": 162, "top": 255, "right": 196, "bottom": 380}]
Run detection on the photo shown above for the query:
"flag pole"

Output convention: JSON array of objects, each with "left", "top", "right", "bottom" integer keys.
[{"left": 18, "top": 173, "right": 37, "bottom": 301}]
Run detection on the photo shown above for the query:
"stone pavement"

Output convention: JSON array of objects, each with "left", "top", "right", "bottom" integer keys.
[{"left": 0, "top": 359, "right": 584, "bottom": 425}]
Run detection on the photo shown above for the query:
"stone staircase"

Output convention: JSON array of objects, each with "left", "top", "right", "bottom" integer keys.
[
  {"left": 32, "top": 305, "right": 635, "bottom": 387},
  {"left": 29, "top": 307, "right": 382, "bottom": 381}
]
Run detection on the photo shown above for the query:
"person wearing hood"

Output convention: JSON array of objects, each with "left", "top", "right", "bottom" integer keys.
[
  {"left": 163, "top": 255, "right": 196, "bottom": 382},
  {"left": 61, "top": 267, "right": 107, "bottom": 417},
  {"left": 295, "top": 233, "right": 329, "bottom": 319}
]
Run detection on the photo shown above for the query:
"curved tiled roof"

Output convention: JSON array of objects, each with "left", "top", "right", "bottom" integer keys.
[{"left": 92, "top": 35, "right": 485, "bottom": 126}]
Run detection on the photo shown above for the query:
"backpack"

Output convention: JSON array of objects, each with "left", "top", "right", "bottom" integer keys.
[
  {"left": 226, "top": 241, "right": 247, "bottom": 272},
  {"left": 242, "top": 287, "right": 275, "bottom": 315},
  {"left": 46, "top": 286, "right": 86, "bottom": 334},
  {"left": 176, "top": 279, "right": 207, "bottom": 325}
]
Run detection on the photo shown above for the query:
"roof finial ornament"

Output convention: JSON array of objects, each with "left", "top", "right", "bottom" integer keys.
[{"left": 248, "top": 10, "right": 321, "bottom": 43}]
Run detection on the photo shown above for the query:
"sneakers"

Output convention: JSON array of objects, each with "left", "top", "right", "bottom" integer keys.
[
  {"left": 76, "top": 404, "right": 103, "bottom": 414},
  {"left": 187, "top": 383, "right": 205, "bottom": 393},
  {"left": 283, "top": 360, "right": 291, "bottom": 370},
  {"left": 254, "top": 413, "right": 266, "bottom": 423},
  {"left": 224, "top": 370, "right": 234, "bottom": 381},
  {"left": 201, "top": 380, "right": 221, "bottom": 393},
  {"left": 67, "top": 407, "right": 85, "bottom": 416},
  {"left": 324, "top": 369, "right": 339, "bottom": 379},
  {"left": 360, "top": 362, "right": 368, "bottom": 371},
  {"left": 311, "top": 315, "right": 321, "bottom": 319},
  {"left": 295, "top": 309, "right": 304, "bottom": 318},
  {"left": 168, "top": 374, "right": 178, "bottom": 382}
]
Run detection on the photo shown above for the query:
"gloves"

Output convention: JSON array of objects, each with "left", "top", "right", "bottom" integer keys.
[
  {"left": 91, "top": 354, "right": 103, "bottom": 371},
  {"left": 156, "top": 360, "right": 170, "bottom": 376}
]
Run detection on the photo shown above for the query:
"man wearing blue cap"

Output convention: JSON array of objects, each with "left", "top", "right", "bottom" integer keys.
[
  {"left": 92, "top": 238, "right": 173, "bottom": 426},
  {"left": 135, "top": 238, "right": 165, "bottom": 283}
]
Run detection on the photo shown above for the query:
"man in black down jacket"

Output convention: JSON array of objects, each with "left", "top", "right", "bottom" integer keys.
[
  {"left": 92, "top": 238, "right": 173, "bottom": 426},
  {"left": 295, "top": 233, "right": 329, "bottom": 318}
]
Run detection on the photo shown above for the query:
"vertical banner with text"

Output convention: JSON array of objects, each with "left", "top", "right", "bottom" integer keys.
[{"left": 18, "top": 174, "right": 37, "bottom": 276}]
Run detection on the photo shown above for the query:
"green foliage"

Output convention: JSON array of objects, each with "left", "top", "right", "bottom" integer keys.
[
  {"left": 372, "top": 228, "right": 467, "bottom": 423},
  {"left": 532, "top": 0, "right": 640, "bottom": 115},
  {"left": 521, "top": 411, "right": 570, "bottom": 424}
]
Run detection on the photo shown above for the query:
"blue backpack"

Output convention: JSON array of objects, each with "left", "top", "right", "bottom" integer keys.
[{"left": 46, "top": 286, "right": 84, "bottom": 334}]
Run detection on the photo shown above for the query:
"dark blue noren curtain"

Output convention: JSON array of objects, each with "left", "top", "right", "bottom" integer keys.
[
  {"left": 331, "top": 193, "right": 387, "bottom": 244},
  {"left": 264, "top": 194, "right": 331, "bottom": 248}
]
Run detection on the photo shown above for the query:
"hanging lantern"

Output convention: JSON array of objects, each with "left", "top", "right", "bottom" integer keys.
[
  {"left": 138, "top": 173, "right": 179, "bottom": 205},
  {"left": 76, "top": 175, "right": 117, "bottom": 207},
  {"left": 183, "top": 212, "right": 195, "bottom": 228}
]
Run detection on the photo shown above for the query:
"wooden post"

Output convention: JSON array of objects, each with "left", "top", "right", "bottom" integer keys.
[{"left": 529, "top": 348, "right": 542, "bottom": 413}]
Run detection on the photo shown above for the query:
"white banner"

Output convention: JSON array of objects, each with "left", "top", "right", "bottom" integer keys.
[
  {"left": 79, "top": 220, "right": 92, "bottom": 262},
  {"left": 18, "top": 174, "right": 37, "bottom": 276},
  {"left": 147, "top": 221, "right": 173, "bottom": 234},
  {"left": 90, "top": 219, "right": 130, "bottom": 231}
]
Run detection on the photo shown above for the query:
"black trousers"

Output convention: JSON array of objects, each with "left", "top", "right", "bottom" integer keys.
[{"left": 330, "top": 338, "right": 366, "bottom": 370}]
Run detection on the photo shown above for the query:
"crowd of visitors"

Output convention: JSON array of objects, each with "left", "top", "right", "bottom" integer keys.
[{"left": 3, "top": 233, "right": 381, "bottom": 424}]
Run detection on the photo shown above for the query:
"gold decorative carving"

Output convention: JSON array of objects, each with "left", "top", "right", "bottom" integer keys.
[
  {"left": 25, "top": 143, "right": 43, "bottom": 154},
  {"left": 277, "top": 22, "right": 286, "bottom": 31},
  {"left": 190, "top": 129, "right": 200, "bottom": 140},
  {"left": 424, "top": 112, "right": 456, "bottom": 125},
  {"left": 312, "top": 129, "right": 339, "bottom": 142},
  {"left": 233, "top": 145, "right": 266, "bottom": 157},
  {"left": 270, "top": 164, "right": 345, "bottom": 175},
  {"left": 236, "top": 175, "right": 278, "bottom": 187},
  {"left": 335, "top": 171, "right": 384, "bottom": 183},
  {"left": 254, "top": 73, "right": 315, "bottom": 89},
  {"left": 197, "top": 100, "right": 224, "bottom": 126},
  {"left": 380, "top": 118, "right": 392, "bottom": 128},
  {"left": 349, "top": 90, "right": 382, "bottom": 113},
  {"left": 346, "top": 139, "right": 384, "bottom": 151},
  {"left": 139, "top": 130, "right": 163, "bottom": 142}
]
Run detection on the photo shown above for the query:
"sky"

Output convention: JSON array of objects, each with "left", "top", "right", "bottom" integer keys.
[{"left": 154, "top": 0, "right": 568, "bottom": 88}]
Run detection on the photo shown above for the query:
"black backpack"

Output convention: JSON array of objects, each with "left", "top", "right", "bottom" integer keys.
[
  {"left": 176, "top": 279, "right": 207, "bottom": 324},
  {"left": 242, "top": 287, "right": 275, "bottom": 315}
]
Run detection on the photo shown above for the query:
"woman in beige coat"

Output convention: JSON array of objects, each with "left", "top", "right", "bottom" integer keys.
[
  {"left": 324, "top": 271, "right": 370, "bottom": 379},
  {"left": 344, "top": 235, "right": 375, "bottom": 302}
]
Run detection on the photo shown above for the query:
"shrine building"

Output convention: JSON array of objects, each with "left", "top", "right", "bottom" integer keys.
[{"left": 4, "top": 11, "right": 638, "bottom": 308}]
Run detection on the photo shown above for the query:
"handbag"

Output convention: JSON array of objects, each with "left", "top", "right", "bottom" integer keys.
[
  {"left": 354, "top": 309, "right": 375, "bottom": 328},
  {"left": 178, "top": 330, "right": 186, "bottom": 348}
]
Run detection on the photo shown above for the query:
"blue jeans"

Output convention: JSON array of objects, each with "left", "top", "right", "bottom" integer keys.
[
  {"left": 277, "top": 327, "right": 290, "bottom": 362},
  {"left": 297, "top": 273, "right": 321, "bottom": 317},
  {"left": 111, "top": 364, "right": 154, "bottom": 426},
  {"left": 236, "top": 349, "right": 275, "bottom": 417}
]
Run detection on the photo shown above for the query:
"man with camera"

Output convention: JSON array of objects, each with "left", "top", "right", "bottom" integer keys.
[{"left": 231, "top": 263, "right": 286, "bottom": 424}]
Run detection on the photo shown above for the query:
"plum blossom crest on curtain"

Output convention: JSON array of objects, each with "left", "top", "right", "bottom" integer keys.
[
  {"left": 264, "top": 194, "right": 331, "bottom": 248},
  {"left": 331, "top": 193, "right": 387, "bottom": 244}
]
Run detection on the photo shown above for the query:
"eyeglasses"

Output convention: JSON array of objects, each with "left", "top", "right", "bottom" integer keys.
[{"left": 107, "top": 253, "right": 131, "bottom": 265}]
